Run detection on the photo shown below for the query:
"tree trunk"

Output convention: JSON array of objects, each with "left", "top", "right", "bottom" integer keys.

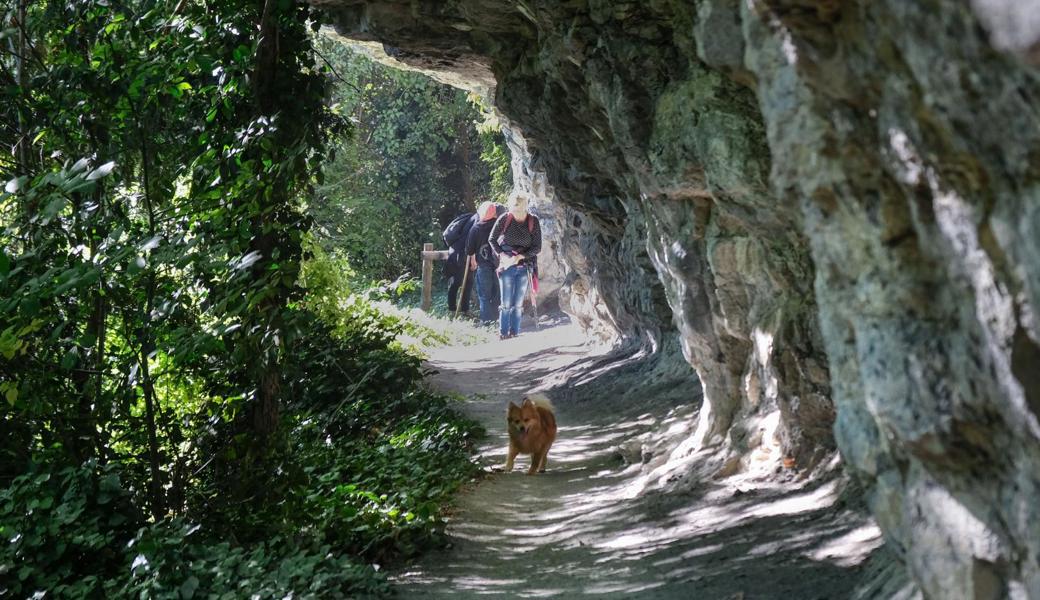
[
  {"left": 15, "top": 0, "right": 29, "bottom": 170},
  {"left": 70, "top": 183, "right": 106, "bottom": 464},
  {"left": 139, "top": 343, "right": 165, "bottom": 519},
  {"left": 243, "top": 0, "right": 286, "bottom": 440},
  {"left": 252, "top": 369, "right": 281, "bottom": 436},
  {"left": 136, "top": 111, "right": 164, "bottom": 519}
]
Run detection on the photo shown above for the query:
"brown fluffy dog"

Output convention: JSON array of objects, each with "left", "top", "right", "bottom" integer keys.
[{"left": 505, "top": 393, "right": 557, "bottom": 475}]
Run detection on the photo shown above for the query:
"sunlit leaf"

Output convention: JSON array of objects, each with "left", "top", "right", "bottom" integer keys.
[
  {"left": 69, "top": 158, "right": 90, "bottom": 173},
  {"left": 61, "top": 348, "right": 79, "bottom": 370},
  {"left": 128, "top": 256, "right": 147, "bottom": 274},
  {"left": 139, "top": 236, "right": 161, "bottom": 252},
  {"left": 5, "top": 177, "right": 25, "bottom": 194},
  {"left": 3, "top": 384, "right": 16, "bottom": 406},
  {"left": 86, "top": 162, "right": 116, "bottom": 181}
]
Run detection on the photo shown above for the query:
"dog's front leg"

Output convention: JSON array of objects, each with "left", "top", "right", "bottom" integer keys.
[
  {"left": 527, "top": 450, "right": 545, "bottom": 475},
  {"left": 505, "top": 442, "right": 518, "bottom": 471}
]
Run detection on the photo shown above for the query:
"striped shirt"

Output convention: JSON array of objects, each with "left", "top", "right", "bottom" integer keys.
[{"left": 489, "top": 213, "right": 541, "bottom": 260}]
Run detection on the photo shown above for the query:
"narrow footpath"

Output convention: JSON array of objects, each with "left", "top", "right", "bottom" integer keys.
[{"left": 391, "top": 320, "right": 902, "bottom": 599}]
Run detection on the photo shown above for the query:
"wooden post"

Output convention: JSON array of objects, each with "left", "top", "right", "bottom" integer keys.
[
  {"left": 419, "top": 245, "right": 451, "bottom": 313},
  {"left": 422, "top": 242, "right": 434, "bottom": 312}
]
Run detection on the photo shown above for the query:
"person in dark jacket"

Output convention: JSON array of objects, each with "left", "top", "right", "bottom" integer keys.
[
  {"left": 465, "top": 201, "right": 507, "bottom": 324},
  {"left": 489, "top": 191, "right": 541, "bottom": 339},
  {"left": 442, "top": 211, "right": 477, "bottom": 313}
]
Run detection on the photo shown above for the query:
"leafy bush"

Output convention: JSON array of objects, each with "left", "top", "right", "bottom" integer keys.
[
  {"left": 115, "top": 521, "right": 390, "bottom": 599},
  {"left": 299, "top": 238, "right": 453, "bottom": 351},
  {"left": 0, "top": 0, "right": 486, "bottom": 596},
  {"left": 0, "top": 463, "right": 391, "bottom": 599},
  {"left": 0, "top": 463, "right": 139, "bottom": 597},
  {"left": 291, "top": 388, "right": 482, "bottom": 561},
  {"left": 243, "top": 253, "right": 484, "bottom": 559},
  {"left": 2, "top": 215, "right": 483, "bottom": 599}
]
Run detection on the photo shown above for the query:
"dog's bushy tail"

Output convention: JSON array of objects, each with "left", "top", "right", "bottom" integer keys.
[{"left": 527, "top": 392, "right": 555, "bottom": 414}]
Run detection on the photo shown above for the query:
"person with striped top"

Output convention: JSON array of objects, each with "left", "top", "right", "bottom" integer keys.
[{"left": 489, "top": 191, "right": 541, "bottom": 339}]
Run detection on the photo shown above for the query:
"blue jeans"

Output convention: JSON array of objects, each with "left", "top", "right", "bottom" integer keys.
[
  {"left": 475, "top": 265, "right": 499, "bottom": 323},
  {"left": 498, "top": 265, "right": 529, "bottom": 336}
]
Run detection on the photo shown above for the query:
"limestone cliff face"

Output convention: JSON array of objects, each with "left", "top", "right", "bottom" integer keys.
[{"left": 320, "top": 1, "right": 1040, "bottom": 596}]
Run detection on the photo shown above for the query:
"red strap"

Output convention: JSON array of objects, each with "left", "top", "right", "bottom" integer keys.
[{"left": 503, "top": 213, "right": 535, "bottom": 232}]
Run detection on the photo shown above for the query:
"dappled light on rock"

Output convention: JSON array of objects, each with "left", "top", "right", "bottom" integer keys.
[
  {"left": 9, "top": 0, "right": 1039, "bottom": 594},
  {"left": 325, "top": 2, "right": 1040, "bottom": 595}
]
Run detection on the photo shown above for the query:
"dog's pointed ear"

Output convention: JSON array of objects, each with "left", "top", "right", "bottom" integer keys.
[
  {"left": 508, "top": 401, "right": 520, "bottom": 410},
  {"left": 521, "top": 397, "right": 533, "bottom": 407}
]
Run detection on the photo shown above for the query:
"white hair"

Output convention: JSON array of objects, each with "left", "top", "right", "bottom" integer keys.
[{"left": 508, "top": 191, "right": 530, "bottom": 216}]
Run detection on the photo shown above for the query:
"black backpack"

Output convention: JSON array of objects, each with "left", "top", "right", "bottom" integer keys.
[{"left": 442, "top": 212, "right": 474, "bottom": 247}]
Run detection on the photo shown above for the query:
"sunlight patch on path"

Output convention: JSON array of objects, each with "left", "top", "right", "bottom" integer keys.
[
  {"left": 393, "top": 320, "right": 885, "bottom": 599},
  {"left": 425, "top": 321, "right": 599, "bottom": 370}
]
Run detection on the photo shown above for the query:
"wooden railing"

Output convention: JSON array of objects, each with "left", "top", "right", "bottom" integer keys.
[{"left": 420, "top": 242, "right": 450, "bottom": 312}]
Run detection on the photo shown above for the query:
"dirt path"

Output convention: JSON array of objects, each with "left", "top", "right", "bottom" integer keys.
[{"left": 391, "top": 320, "right": 893, "bottom": 599}]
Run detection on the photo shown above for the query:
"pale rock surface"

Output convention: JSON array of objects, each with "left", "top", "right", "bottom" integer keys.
[{"left": 316, "top": 0, "right": 1040, "bottom": 596}]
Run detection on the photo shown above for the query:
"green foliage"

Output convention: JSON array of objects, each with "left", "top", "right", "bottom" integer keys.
[
  {"left": 0, "top": 0, "right": 342, "bottom": 479},
  {"left": 308, "top": 36, "right": 512, "bottom": 281},
  {"left": 480, "top": 131, "right": 513, "bottom": 198},
  {"left": 0, "top": 463, "right": 138, "bottom": 597},
  {"left": 288, "top": 386, "right": 481, "bottom": 561},
  {"left": 1, "top": 304, "right": 480, "bottom": 597},
  {"left": 0, "top": 463, "right": 391, "bottom": 598},
  {"left": 299, "top": 236, "right": 451, "bottom": 348},
  {"left": 474, "top": 98, "right": 514, "bottom": 199},
  {"left": 118, "top": 521, "right": 390, "bottom": 599},
  {"left": 0, "top": 0, "right": 483, "bottom": 597}
]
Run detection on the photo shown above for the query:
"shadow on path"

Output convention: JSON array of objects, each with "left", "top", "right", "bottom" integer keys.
[{"left": 392, "top": 321, "right": 886, "bottom": 599}]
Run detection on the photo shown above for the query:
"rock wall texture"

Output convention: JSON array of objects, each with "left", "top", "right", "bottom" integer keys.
[{"left": 319, "top": 0, "right": 1040, "bottom": 597}]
